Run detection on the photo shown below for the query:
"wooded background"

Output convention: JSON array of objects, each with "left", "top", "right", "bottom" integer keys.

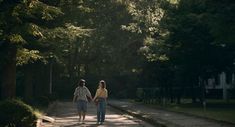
[{"left": 0, "top": 0, "right": 235, "bottom": 103}]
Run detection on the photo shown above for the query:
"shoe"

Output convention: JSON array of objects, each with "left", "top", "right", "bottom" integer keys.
[{"left": 100, "top": 122, "right": 103, "bottom": 125}]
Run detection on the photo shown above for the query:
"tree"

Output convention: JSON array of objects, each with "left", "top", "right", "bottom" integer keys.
[
  {"left": 50, "top": 0, "right": 144, "bottom": 97},
  {"left": 0, "top": 0, "right": 62, "bottom": 99},
  {"left": 122, "top": 0, "right": 235, "bottom": 101},
  {"left": 139, "top": 0, "right": 235, "bottom": 102}
]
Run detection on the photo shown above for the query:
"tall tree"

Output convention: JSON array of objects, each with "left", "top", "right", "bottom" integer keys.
[
  {"left": 138, "top": 0, "right": 235, "bottom": 101},
  {"left": 0, "top": 0, "right": 62, "bottom": 99}
]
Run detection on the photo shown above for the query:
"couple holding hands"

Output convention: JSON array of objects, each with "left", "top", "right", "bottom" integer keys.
[{"left": 73, "top": 79, "right": 108, "bottom": 125}]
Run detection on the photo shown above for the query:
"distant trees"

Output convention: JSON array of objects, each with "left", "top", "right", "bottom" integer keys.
[
  {"left": 126, "top": 0, "right": 235, "bottom": 102},
  {"left": 1, "top": 0, "right": 234, "bottom": 100}
]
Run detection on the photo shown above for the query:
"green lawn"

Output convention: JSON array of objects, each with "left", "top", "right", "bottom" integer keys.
[{"left": 145, "top": 99, "right": 235, "bottom": 124}]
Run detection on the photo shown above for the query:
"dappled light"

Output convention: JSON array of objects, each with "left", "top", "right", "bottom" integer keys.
[
  {"left": 38, "top": 102, "right": 153, "bottom": 127},
  {"left": 1, "top": 0, "right": 235, "bottom": 127}
]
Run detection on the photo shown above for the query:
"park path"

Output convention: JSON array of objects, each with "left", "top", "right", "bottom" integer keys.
[
  {"left": 38, "top": 101, "right": 154, "bottom": 127},
  {"left": 108, "top": 100, "right": 235, "bottom": 127}
]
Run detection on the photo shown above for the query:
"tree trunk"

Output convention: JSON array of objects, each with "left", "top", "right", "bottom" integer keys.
[
  {"left": 191, "top": 84, "right": 197, "bottom": 103},
  {"left": 1, "top": 45, "right": 17, "bottom": 99},
  {"left": 68, "top": 56, "right": 74, "bottom": 85},
  {"left": 84, "top": 64, "right": 89, "bottom": 79},
  {"left": 191, "top": 77, "right": 199, "bottom": 103},
  {"left": 24, "top": 66, "right": 33, "bottom": 102}
]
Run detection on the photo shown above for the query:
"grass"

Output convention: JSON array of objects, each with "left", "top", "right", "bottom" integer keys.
[
  {"left": 33, "top": 106, "right": 46, "bottom": 118},
  {"left": 147, "top": 99, "right": 235, "bottom": 124},
  {"left": 31, "top": 103, "right": 50, "bottom": 119}
]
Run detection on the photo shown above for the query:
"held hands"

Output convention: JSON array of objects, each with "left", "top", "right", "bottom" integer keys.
[{"left": 88, "top": 96, "right": 92, "bottom": 103}]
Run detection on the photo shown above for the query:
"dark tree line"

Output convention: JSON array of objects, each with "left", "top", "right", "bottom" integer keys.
[{"left": 0, "top": 0, "right": 235, "bottom": 103}]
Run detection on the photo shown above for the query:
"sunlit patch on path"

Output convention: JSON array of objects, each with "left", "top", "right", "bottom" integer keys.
[{"left": 38, "top": 102, "right": 154, "bottom": 127}]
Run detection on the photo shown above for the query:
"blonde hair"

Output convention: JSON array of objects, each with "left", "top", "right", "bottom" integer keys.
[{"left": 99, "top": 80, "right": 106, "bottom": 89}]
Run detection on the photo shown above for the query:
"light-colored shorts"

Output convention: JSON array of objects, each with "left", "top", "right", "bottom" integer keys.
[{"left": 77, "top": 100, "right": 87, "bottom": 112}]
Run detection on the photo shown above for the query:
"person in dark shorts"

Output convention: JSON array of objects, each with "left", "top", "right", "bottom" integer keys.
[{"left": 73, "top": 79, "right": 92, "bottom": 124}]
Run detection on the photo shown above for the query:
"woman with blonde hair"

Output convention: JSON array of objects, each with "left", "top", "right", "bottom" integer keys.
[{"left": 93, "top": 80, "right": 108, "bottom": 125}]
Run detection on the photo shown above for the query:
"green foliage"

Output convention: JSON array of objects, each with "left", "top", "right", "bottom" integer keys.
[
  {"left": 159, "top": 0, "right": 235, "bottom": 77},
  {"left": 8, "top": 34, "right": 26, "bottom": 44},
  {"left": 0, "top": 99, "right": 37, "bottom": 127},
  {"left": 16, "top": 48, "right": 44, "bottom": 66},
  {"left": 1, "top": 0, "right": 235, "bottom": 99},
  {"left": 29, "top": 1, "right": 63, "bottom": 21},
  {"left": 119, "top": 0, "right": 235, "bottom": 101},
  {"left": 122, "top": 0, "right": 168, "bottom": 62},
  {"left": 0, "top": 0, "right": 63, "bottom": 65}
]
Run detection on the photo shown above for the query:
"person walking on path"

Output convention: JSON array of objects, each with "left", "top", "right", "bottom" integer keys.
[
  {"left": 73, "top": 79, "right": 92, "bottom": 124},
  {"left": 93, "top": 80, "right": 108, "bottom": 125}
]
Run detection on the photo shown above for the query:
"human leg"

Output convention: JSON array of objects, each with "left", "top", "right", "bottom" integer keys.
[
  {"left": 100, "top": 100, "right": 106, "bottom": 123},
  {"left": 82, "top": 111, "right": 86, "bottom": 121},
  {"left": 97, "top": 102, "right": 101, "bottom": 123},
  {"left": 81, "top": 100, "right": 87, "bottom": 123},
  {"left": 78, "top": 112, "right": 81, "bottom": 121},
  {"left": 77, "top": 101, "right": 82, "bottom": 122}
]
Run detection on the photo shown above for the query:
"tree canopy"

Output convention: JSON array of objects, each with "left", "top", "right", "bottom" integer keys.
[{"left": 0, "top": 0, "right": 235, "bottom": 101}]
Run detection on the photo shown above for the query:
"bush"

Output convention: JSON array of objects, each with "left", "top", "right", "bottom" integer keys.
[{"left": 0, "top": 99, "right": 37, "bottom": 127}]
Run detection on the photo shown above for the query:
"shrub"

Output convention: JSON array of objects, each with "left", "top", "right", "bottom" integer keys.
[{"left": 0, "top": 99, "right": 37, "bottom": 127}]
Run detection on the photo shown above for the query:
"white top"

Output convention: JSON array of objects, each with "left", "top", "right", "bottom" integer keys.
[{"left": 74, "top": 86, "right": 92, "bottom": 102}]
